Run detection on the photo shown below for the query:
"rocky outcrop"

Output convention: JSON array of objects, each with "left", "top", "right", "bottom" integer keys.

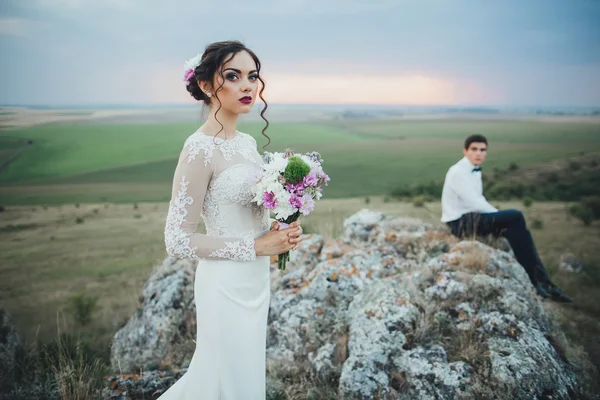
[
  {"left": 102, "top": 370, "right": 186, "bottom": 399},
  {"left": 106, "top": 209, "right": 586, "bottom": 399},
  {"left": 559, "top": 252, "right": 584, "bottom": 273},
  {"left": 266, "top": 210, "right": 579, "bottom": 399},
  {"left": 110, "top": 257, "right": 197, "bottom": 372}
]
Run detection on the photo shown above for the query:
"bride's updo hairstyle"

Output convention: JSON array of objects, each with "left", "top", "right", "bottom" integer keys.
[{"left": 184, "top": 40, "right": 270, "bottom": 147}]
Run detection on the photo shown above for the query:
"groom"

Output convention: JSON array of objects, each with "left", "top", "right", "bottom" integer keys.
[{"left": 441, "top": 134, "right": 572, "bottom": 302}]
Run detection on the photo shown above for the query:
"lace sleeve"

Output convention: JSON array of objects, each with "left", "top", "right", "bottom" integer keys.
[{"left": 164, "top": 140, "right": 257, "bottom": 262}]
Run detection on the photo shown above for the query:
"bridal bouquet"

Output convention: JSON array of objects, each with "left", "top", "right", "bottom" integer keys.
[{"left": 253, "top": 151, "right": 330, "bottom": 271}]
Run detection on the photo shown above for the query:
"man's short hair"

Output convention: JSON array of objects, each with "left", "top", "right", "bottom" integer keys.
[{"left": 464, "top": 134, "right": 488, "bottom": 150}]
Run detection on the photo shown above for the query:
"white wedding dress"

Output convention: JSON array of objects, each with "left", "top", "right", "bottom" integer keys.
[{"left": 160, "top": 130, "right": 271, "bottom": 400}]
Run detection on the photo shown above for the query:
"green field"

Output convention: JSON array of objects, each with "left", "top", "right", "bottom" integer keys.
[
  {"left": 2, "top": 118, "right": 600, "bottom": 205},
  {"left": 1, "top": 116, "right": 600, "bottom": 395}
]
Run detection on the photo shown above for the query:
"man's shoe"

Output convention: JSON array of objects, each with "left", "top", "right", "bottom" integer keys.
[
  {"left": 534, "top": 282, "right": 551, "bottom": 298},
  {"left": 546, "top": 284, "right": 573, "bottom": 303}
]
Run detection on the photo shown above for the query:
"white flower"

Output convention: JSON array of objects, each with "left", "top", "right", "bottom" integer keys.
[
  {"left": 263, "top": 153, "right": 288, "bottom": 174},
  {"left": 274, "top": 191, "right": 295, "bottom": 219},
  {"left": 184, "top": 53, "right": 202, "bottom": 72},
  {"left": 300, "top": 154, "right": 317, "bottom": 170}
]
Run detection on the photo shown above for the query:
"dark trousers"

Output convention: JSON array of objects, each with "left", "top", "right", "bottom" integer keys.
[{"left": 447, "top": 210, "right": 550, "bottom": 285}]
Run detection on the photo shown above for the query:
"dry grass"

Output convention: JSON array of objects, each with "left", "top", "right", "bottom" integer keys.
[
  {"left": 455, "top": 243, "right": 491, "bottom": 273},
  {"left": 459, "top": 379, "right": 524, "bottom": 400},
  {"left": 333, "top": 332, "right": 349, "bottom": 366},
  {"left": 1, "top": 197, "right": 599, "bottom": 396},
  {"left": 403, "top": 303, "right": 446, "bottom": 350},
  {"left": 443, "top": 319, "right": 489, "bottom": 371},
  {"left": 543, "top": 303, "right": 600, "bottom": 398},
  {"left": 389, "top": 371, "right": 410, "bottom": 392},
  {"left": 403, "top": 299, "right": 490, "bottom": 371},
  {"left": 0, "top": 202, "right": 169, "bottom": 345},
  {"left": 52, "top": 340, "right": 105, "bottom": 400},
  {"left": 1, "top": 316, "right": 107, "bottom": 400},
  {"left": 266, "top": 359, "right": 339, "bottom": 400},
  {"left": 476, "top": 234, "right": 510, "bottom": 251}
]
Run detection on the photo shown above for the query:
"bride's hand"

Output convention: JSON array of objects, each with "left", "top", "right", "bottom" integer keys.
[
  {"left": 254, "top": 221, "right": 304, "bottom": 257},
  {"left": 271, "top": 220, "right": 304, "bottom": 251}
]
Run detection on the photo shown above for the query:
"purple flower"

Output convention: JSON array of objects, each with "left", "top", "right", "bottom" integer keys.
[
  {"left": 285, "top": 182, "right": 296, "bottom": 193},
  {"left": 263, "top": 192, "right": 278, "bottom": 209},
  {"left": 289, "top": 194, "right": 303, "bottom": 209},
  {"left": 312, "top": 165, "right": 329, "bottom": 183},
  {"left": 300, "top": 194, "right": 315, "bottom": 215},
  {"left": 303, "top": 173, "right": 318, "bottom": 187},
  {"left": 184, "top": 68, "right": 195, "bottom": 83},
  {"left": 294, "top": 182, "right": 305, "bottom": 196}
]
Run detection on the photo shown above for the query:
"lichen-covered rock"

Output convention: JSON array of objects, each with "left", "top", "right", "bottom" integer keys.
[
  {"left": 266, "top": 376, "right": 286, "bottom": 400},
  {"left": 424, "top": 271, "right": 466, "bottom": 300},
  {"left": 266, "top": 210, "right": 582, "bottom": 399},
  {"left": 272, "top": 234, "right": 324, "bottom": 292},
  {"left": 392, "top": 345, "right": 471, "bottom": 400},
  {"left": 559, "top": 252, "right": 584, "bottom": 273},
  {"left": 343, "top": 209, "right": 387, "bottom": 242},
  {"left": 483, "top": 313, "right": 576, "bottom": 398},
  {"left": 320, "top": 238, "right": 353, "bottom": 261},
  {"left": 339, "top": 280, "right": 419, "bottom": 399},
  {"left": 102, "top": 370, "right": 186, "bottom": 399},
  {"left": 309, "top": 342, "right": 336, "bottom": 376},
  {"left": 110, "top": 257, "right": 197, "bottom": 372},
  {"left": 109, "top": 209, "right": 587, "bottom": 399}
]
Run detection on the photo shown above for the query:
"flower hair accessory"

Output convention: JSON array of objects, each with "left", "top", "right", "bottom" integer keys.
[{"left": 183, "top": 53, "right": 202, "bottom": 84}]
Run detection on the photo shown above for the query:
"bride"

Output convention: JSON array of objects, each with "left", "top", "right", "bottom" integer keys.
[{"left": 160, "top": 41, "right": 304, "bottom": 399}]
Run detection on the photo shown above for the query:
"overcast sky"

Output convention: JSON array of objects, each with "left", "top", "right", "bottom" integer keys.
[{"left": 1, "top": 0, "right": 599, "bottom": 106}]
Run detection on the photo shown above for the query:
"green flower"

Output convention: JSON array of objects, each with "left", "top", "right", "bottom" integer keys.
[{"left": 284, "top": 156, "right": 311, "bottom": 184}]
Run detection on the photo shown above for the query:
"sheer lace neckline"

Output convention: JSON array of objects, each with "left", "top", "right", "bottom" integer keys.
[
  {"left": 195, "top": 130, "right": 242, "bottom": 142},
  {"left": 185, "top": 130, "right": 256, "bottom": 166}
]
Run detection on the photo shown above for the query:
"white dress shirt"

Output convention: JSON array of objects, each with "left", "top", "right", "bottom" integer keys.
[{"left": 441, "top": 157, "right": 498, "bottom": 222}]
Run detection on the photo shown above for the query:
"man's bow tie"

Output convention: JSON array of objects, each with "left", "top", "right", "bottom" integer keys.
[{"left": 472, "top": 167, "right": 481, "bottom": 172}]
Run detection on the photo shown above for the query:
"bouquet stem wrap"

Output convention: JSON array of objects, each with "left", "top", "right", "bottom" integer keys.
[{"left": 276, "top": 211, "right": 301, "bottom": 271}]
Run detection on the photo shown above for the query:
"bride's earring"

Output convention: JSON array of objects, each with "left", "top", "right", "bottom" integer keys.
[{"left": 206, "top": 92, "right": 212, "bottom": 98}]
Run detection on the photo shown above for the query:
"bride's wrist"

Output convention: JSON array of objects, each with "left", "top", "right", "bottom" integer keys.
[{"left": 254, "top": 239, "right": 264, "bottom": 257}]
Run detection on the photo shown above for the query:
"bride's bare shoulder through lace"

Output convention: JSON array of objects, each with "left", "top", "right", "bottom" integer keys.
[{"left": 183, "top": 132, "right": 217, "bottom": 166}]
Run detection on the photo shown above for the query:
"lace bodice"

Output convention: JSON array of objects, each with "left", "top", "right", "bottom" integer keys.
[{"left": 164, "top": 131, "right": 270, "bottom": 262}]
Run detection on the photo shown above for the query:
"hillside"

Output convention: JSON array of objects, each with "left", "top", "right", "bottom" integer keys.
[{"left": 1, "top": 118, "right": 600, "bottom": 205}]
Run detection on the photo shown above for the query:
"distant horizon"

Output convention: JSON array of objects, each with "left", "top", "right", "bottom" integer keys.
[{"left": 2, "top": 103, "right": 599, "bottom": 110}]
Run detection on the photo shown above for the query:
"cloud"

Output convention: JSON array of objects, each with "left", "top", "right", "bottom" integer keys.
[
  {"left": 0, "top": 18, "right": 43, "bottom": 37},
  {"left": 27, "top": 0, "right": 400, "bottom": 16},
  {"left": 1, "top": 0, "right": 599, "bottom": 105},
  {"left": 31, "top": 0, "right": 135, "bottom": 11},
  {"left": 245, "top": 0, "right": 401, "bottom": 15},
  {"left": 487, "top": 64, "right": 600, "bottom": 106},
  {"left": 262, "top": 72, "right": 488, "bottom": 105}
]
